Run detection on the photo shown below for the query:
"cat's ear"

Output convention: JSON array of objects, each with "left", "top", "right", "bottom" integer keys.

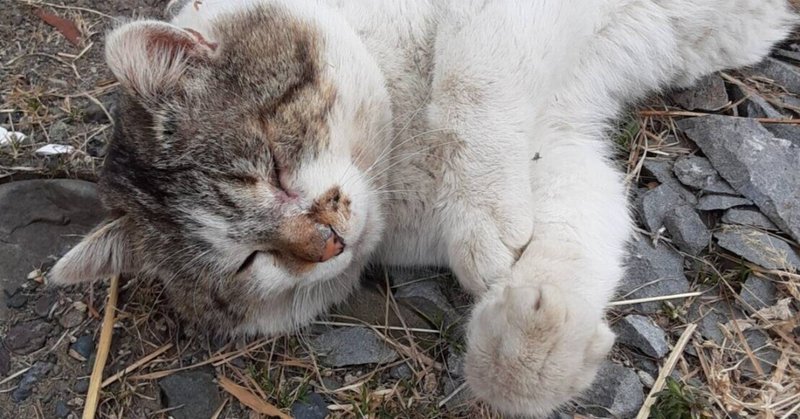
[
  {"left": 48, "top": 217, "right": 137, "bottom": 285},
  {"left": 105, "top": 20, "right": 217, "bottom": 99}
]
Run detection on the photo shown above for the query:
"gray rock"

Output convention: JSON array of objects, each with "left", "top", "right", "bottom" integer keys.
[
  {"left": 750, "top": 57, "right": 800, "bottom": 94},
  {"left": 34, "top": 291, "right": 58, "bottom": 318},
  {"left": 73, "top": 378, "right": 89, "bottom": 394},
  {"left": 5, "top": 292, "right": 27, "bottom": 309},
  {"left": 390, "top": 363, "right": 413, "bottom": 380},
  {"left": 640, "top": 185, "right": 687, "bottom": 232},
  {"left": 620, "top": 235, "right": 690, "bottom": 313},
  {"left": 59, "top": 307, "right": 85, "bottom": 328},
  {"left": 312, "top": 327, "right": 398, "bottom": 367},
  {"left": 613, "top": 314, "right": 670, "bottom": 358},
  {"left": 331, "top": 287, "right": 430, "bottom": 333},
  {"left": 741, "top": 330, "right": 781, "bottom": 380},
  {"left": 721, "top": 207, "right": 779, "bottom": 231},
  {"left": 5, "top": 320, "right": 53, "bottom": 354},
  {"left": 441, "top": 376, "right": 471, "bottom": 410},
  {"left": 663, "top": 205, "right": 710, "bottom": 255},
  {"left": 0, "top": 346, "right": 9, "bottom": 376},
  {"left": 678, "top": 116, "right": 800, "bottom": 242},
  {"left": 688, "top": 298, "right": 743, "bottom": 345},
  {"left": 47, "top": 121, "right": 70, "bottom": 143},
  {"left": 158, "top": 368, "right": 222, "bottom": 419},
  {"left": 54, "top": 400, "right": 70, "bottom": 418},
  {"left": 12, "top": 361, "right": 53, "bottom": 402},
  {"left": 672, "top": 155, "right": 736, "bottom": 194},
  {"left": 696, "top": 195, "right": 753, "bottom": 211},
  {"left": 393, "top": 274, "right": 460, "bottom": 331},
  {"left": 669, "top": 74, "right": 729, "bottom": 111},
  {"left": 739, "top": 275, "right": 778, "bottom": 313},
  {"left": 763, "top": 123, "right": 800, "bottom": 147},
  {"left": 291, "top": 392, "right": 329, "bottom": 419},
  {"left": 70, "top": 335, "right": 94, "bottom": 360},
  {"left": 0, "top": 180, "right": 104, "bottom": 319},
  {"left": 581, "top": 361, "right": 644, "bottom": 419},
  {"left": 641, "top": 159, "right": 698, "bottom": 204},
  {"left": 714, "top": 226, "right": 800, "bottom": 270},
  {"left": 446, "top": 352, "right": 465, "bottom": 377},
  {"left": 745, "top": 93, "right": 787, "bottom": 119}
]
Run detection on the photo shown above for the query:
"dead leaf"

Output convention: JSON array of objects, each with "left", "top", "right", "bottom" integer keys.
[
  {"left": 755, "top": 297, "right": 793, "bottom": 321},
  {"left": 218, "top": 376, "right": 291, "bottom": 419},
  {"left": 33, "top": 8, "right": 81, "bottom": 46}
]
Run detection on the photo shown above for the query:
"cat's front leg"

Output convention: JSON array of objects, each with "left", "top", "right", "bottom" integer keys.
[{"left": 463, "top": 134, "right": 631, "bottom": 416}]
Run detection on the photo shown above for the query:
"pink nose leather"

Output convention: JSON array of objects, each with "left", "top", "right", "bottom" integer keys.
[{"left": 319, "top": 230, "right": 345, "bottom": 262}]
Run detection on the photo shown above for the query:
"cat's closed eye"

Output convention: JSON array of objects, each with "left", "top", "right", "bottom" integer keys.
[{"left": 236, "top": 251, "right": 260, "bottom": 274}]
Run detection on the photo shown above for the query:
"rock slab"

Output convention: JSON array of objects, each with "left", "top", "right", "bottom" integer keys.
[
  {"left": 678, "top": 116, "right": 800, "bottom": 242},
  {"left": 621, "top": 235, "right": 690, "bottom": 313},
  {"left": 291, "top": 392, "right": 329, "bottom": 419},
  {"left": 159, "top": 368, "right": 222, "bottom": 419},
  {"left": 714, "top": 226, "right": 800, "bottom": 270},
  {"left": 663, "top": 205, "right": 710, "bottom": 255},
  {"left": 312, "top": 327, "right": 398, "bottom": 367},
  {"left": 669, "top": 74, "right": 729, "bottom": 111},
  {"left": 613, "top": 314, "right": 670, "bottom": 358},
  {"left": 582, "top": 361, "right": 644, "bottom": 418},
  {"left": 640, "top": 185, "right": 686, "bottom": 232},
  {"left": 673, "top": 155, "right": 736, "bottom": 194},
  {"left": 0, "top": 180, "right": 104, "bottom": 319},
  {"left": 722, "top": 208, "right": 779, "bottom": 230},
  {"left": 739, "top": 275, "right": 778, "bottom": 312}
]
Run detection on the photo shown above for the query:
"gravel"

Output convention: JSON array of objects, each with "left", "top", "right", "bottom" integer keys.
[
  {"left": 663, "top": 205, "right": 711, "bottom": 255},
  {"left": 312, "top": 327, "right": 398, "bottom": 367},
  {"left": 714, "top": 226, "right": 800, "bottom": 270},
  {"left": 613, "top": 314, "right": 670, "bottom": 358}
]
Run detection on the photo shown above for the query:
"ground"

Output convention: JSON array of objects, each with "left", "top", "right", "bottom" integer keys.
[{"left": 1, "top": 1, "right": 799, "bottom": 419}]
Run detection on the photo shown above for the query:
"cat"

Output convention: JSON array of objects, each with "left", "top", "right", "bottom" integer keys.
[{"left": 49, "top": 0, "right": 796, "bottom": 416}]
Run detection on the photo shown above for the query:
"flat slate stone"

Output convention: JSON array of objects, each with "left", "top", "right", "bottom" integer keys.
[
  {"left": 312, "top": 327, "right": 398, "bottom": 367},
  {"left": 696, "top": 195, "right": 753, "bottom": 211},
  {"left": 678, "top": 116, "right": 800, "bottom": 242},
  {"left": 0, "top": 180, "right": 104, "bottom": 320},
  {"left": 640, "top": 185, "right": 687, "bottom": 232},
  {"left": 739, "top": 275, "right": 778, "bottom": 313},
  {"left": 669, "top": 74, "right": 729, "bottom": 111},
  {"left": 613, "top": 314, "right": 669, "bottom": 358},
  {"left": 750, "top": 57, "right": 800, "bottom": 95},
  {"left": 672, "top": 155, "right": 736, "bottom": 194},
  {"left": 663, "top": 205, "right": 710, "bottom": 255},
  {"left": 159, "top": 368, "right": 222, "bottom": 419},
  {"left": 714, "top": 226, "right": 800, "bottom": 270},
  {"left": 291, "top": 393, "right": 329, "bottom": 419},
  {"left": 620, "top": 235, "right": 690, "bottom": 313},
  {"left": 641, "top": 159, "right": 697, "bottom": 204},
  {"left": 581, "top": 361, "right": 644, "bottom": 419},
  {"left": 763, "top": 123, "right": 800, "bottom": 147},
  {"left": 721, "top": 207, "right": 779, "bottom": 231}
]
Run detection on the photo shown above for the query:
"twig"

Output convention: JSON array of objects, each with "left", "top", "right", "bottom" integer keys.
[
  {"left": 101, "top": 343, "right": 173, "bottom": 388},
  {"left": 82, "top": 275, "right": 119, "bottom": 419},
  {"left": 638, "top": 109, "right": 800, "bottom": 124},
  {"left": 609, "top": 291, "right": 702, "bottom": 306},
  {"left": 312, "top": 320, "right": 440, "bottom": 334},
  {"left": 636, "top": 323, "right": 697, "bottom": 419},
  {"left": 438, "top": 381, "right": 468, "bottom": 408},
  {"left": 0, "top": 367, "right": 31, "bottom": 386}
]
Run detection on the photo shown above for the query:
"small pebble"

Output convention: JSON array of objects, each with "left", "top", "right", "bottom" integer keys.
[{"left": 70, "top": 335, "right": 94, "bottom": 361}]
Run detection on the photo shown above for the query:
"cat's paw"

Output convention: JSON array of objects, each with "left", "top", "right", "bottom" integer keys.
[{"left": 464, "top": 283, "right": 614, "bottom": 417}]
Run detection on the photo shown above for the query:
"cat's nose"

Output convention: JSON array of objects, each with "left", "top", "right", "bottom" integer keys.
[{"left": 319, "top": 227, "right": 345, "bottom": 262}]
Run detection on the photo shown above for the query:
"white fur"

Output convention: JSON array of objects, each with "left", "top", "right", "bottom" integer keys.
[{"left": 74, "top": 0, "right": 797, "bottom": 416}]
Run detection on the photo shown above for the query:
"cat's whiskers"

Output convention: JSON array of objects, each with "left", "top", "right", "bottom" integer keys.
[{"left": 338, "top": 104, "right": 420, "bottom": 188}]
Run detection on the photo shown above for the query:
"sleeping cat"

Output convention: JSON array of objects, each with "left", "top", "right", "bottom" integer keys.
[{"left": 50, "top": 0, "right": 796, "bottom": 416}]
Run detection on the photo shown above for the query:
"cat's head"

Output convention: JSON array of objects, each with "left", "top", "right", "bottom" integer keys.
[{"left": 49, "top": 4, "right": 392, "bottom": 327}]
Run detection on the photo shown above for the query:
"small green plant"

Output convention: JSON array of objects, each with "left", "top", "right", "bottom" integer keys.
[
  {"left": 613, "top": 115, "right": 640, "bottom": 151},
  {"left": 650, "top": 377, "right": 709, "bottom": 419}
]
